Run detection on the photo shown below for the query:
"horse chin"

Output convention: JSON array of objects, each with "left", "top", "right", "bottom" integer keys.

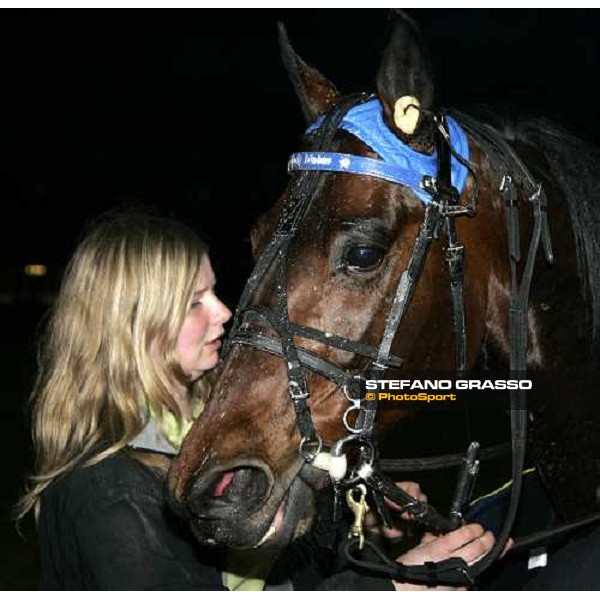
[{"left": 252, "top": 466, "right": 324, "bottom": 550}]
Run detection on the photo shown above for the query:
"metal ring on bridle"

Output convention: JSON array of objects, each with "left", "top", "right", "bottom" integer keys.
[
  {"left": 343, "top": 405, "right": 369, "bottom": 435},
  {"left": 357, "top": 439, "right": 376, "bottom": 468},
  {"left": 332, "top": 433, "right": 361, "bottom": 457},
  {"left": 342, "top": 375, "right": 365, "bottom": 402},
  {"left": 299, "top": 435, "right": 323, "bottom": 463}
]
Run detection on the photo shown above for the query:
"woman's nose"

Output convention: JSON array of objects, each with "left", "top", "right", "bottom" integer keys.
[{"left": 215, "top": 296, "right": 232, "bottom": 324}]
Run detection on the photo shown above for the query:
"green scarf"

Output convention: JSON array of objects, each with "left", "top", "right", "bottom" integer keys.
[
  {"left": 149, "top": 398, "right": 205, "bottom": 451},
  {"left": 151, "top": 399, "right": 270, "bottom": 590}
]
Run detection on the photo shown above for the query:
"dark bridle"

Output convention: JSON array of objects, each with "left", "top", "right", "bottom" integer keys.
[{"left": 221, "top": 93, "right": 553, "bottom": 586}]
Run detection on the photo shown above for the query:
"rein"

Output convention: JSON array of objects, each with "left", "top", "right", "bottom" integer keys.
[{"left": 222, "top": 94, "right": 552, "bottom": 586}]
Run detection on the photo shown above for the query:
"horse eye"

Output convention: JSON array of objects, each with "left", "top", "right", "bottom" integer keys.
[{"left": 343, "top": 245, "right": 384, "bottom": 272}]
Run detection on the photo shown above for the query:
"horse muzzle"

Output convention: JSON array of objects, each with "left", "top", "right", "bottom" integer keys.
[{"left": 170, "top": 457, "right": 311, "bottom": 550}]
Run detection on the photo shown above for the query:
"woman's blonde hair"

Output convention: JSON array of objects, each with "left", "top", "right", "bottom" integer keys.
[{"left": 17, "top": 209, "right": 211, "bottom": 521}]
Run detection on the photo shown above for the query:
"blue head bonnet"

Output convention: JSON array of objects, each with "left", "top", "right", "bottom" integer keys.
[{"left": 288, "top": 98, "right": 469, "bottom": 203}]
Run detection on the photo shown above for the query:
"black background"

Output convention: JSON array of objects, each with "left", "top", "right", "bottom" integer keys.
[
  {"left": 2, "top": 9, "right": 600, "bottom": 304},
  {"left": 2, "top": 8, "right": 600, "bottom": 589}
]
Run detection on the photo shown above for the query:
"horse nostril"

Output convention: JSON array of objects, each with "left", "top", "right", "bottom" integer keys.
[
  {"left": 214, "top": 471, "right": 235, "bottom": 497},
  {"left": 186, "top": 466, "right": 271, "bottom": 518}
]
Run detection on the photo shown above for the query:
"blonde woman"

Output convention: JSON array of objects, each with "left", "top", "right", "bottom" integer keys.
[
  {"left": 17, "top": 209, "right": 494, "bottom": 591},
  {"left": 17, "top": 210, "right": 232, "bottom": 589}
]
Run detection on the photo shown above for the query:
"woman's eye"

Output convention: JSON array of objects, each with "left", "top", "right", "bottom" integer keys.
[{"left": 343, "top": 245, "right": 384, "bottom": 272}]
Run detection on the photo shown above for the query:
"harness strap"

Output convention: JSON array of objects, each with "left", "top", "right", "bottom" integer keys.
[
  {"left": 227, "top": 92, "right": 372, "bottom": 350},
  {"left": 374, "top": 117, "right": 469, "bottom": 372},
  {"left": 272, "top": 248, "right": 315, "bottom": 443},
  {"left": 279, "top": 93, "right": 372, "bottom": 235},
  {"left": 233, "top": 330, "right": 350, "bottom": 388},
  {"left": 228, "top": 93, "right": 374, "bottom": 458},
  {"left": 367, "top": 469, "right": 455, "bottom": 533},
  {"left": 288, "top": 321, "right": 402, "bottom": 367},
  {"left": 288, "top": 151, "right": 432, "bottom": 198},
  {"left": 510, "top": 511, "right": 600, "bottom": 553},
  {"left": 224, "top": 235, "right": 285, "bottom": 356},
  {"left": 236, "top": 306, "right": 393, "bottom": 374},
  {"left": 469, "top": 173, "right": 547, "bottom": 578},
  {"left": 437, "top": 114, "right": 468, "bottom": 374},
  {"left": 445, "top": 220, "right": 467, "bottom": 374},
  {"left": 379, "top": 441, "right": 509, "bottom": 472},
  {"left": 375, "top": 202, "right": 442, "bottom": 367},
  {"left": 343, "top": 538, "right": 474, "bottom": 587}
]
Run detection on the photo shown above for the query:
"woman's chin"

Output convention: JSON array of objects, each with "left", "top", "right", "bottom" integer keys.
[
  {"left": 191, "top": 358, "right": 219, "bottom": 378},
  {"left": 181, "top": 349, "right": 221, "bottom": 382},
  {"left": 201, "top": 356, "right": 219, "bottom": 372}
]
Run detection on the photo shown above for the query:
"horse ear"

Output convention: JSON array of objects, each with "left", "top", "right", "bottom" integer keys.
[
  {"left": 376, "top": 10, "right": 435, "bottom": 146},
  {"left": 278, "top": 22, "right": 342, "bottom": 124}
]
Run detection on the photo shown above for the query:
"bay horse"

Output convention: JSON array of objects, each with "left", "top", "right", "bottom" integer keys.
[{"left": 169, "top": 11, "right": 600, "bottom": 585}]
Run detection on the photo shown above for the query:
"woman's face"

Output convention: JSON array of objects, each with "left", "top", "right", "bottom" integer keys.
[{"left": 176, "top": 256, "right": 232, "bottom": 381}]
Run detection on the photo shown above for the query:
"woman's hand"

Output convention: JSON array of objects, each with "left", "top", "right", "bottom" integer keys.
[
  {"left": 365, "top": 480, "right": 428, "bottom": 540},
  {"left": 362, "top": 482, "right": 509, "bottom": 590},
  {"left": 393, "top": 523, "right": 495, "bottom": 591}
]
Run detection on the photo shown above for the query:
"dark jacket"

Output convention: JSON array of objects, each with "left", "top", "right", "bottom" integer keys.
[
  {"left": 37, "top": 449, "right": 393, "bottom": 591},
  {"left": 37, "top": 450, "right": 225, "bottom": 590}
]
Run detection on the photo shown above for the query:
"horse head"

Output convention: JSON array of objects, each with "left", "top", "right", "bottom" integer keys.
[{"left": 168, "top": 11, "right": 597, "bottom": 554}]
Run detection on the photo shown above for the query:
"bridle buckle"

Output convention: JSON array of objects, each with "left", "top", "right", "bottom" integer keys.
[{"left": 288, "top": 380, "right": 309, "bottom": 401}]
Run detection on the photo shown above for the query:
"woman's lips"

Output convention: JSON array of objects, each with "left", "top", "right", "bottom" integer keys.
[{"left": 205, "top": 338, "right": 222, "bottom": 349}]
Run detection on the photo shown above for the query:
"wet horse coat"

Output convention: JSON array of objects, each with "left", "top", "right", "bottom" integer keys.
[{"left": 169, "top": 11, "right": 600, "bottom": 581}]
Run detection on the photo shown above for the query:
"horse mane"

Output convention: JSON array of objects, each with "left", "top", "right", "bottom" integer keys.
[{"left": 453, "top": 107, "right": 600, "bottom": 357}]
